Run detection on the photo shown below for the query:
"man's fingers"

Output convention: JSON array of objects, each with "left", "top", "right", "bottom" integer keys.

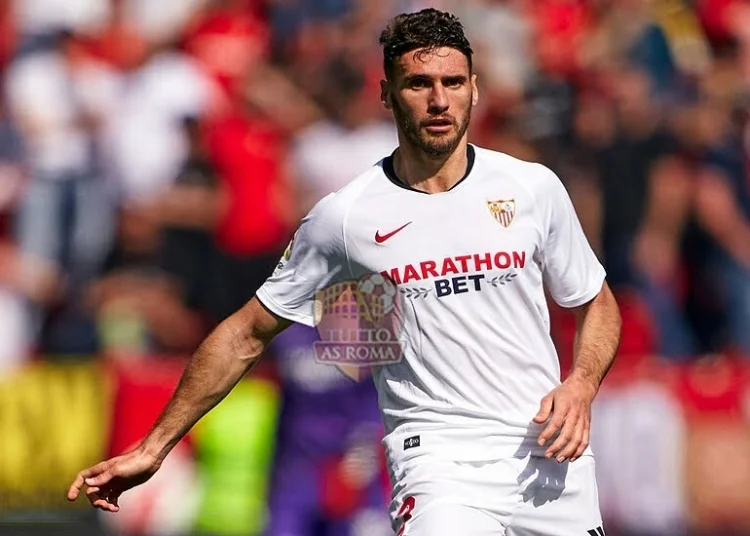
[
  {"left": 85, "top": 470, "right": 114, "bottom": 487},
  {"left": 92, "top": 498, "right": 118, "bottom": 512},
  {"left": 88, "top": 486, "right": 121, "bottom": 513},
  {"left": 556, "top": 415, "right": 584, "bottom": 463},
  {"left": 533, "top": 395, "right": 554, "bottom": 424},
  {"left": 537, "top": 400, "right": 569, "bottom": 446},
  {"left": 66, "top": 456, "right": 132, "bottom": 511},
  {"left": 67, "top": 462, "right": 107, "bottom": 501},
  {"left": 538, "top": 414, "right": 565, "bottom": 446},
  {"left": 86, "top": 488, "right": 104, "bottom": 507},
  {"left": 571, "top": 416, "right": 591, "bottom": 462},
  {"left": 67, "top": 474, "right": 85, "bottom": 501},
  {"left": 544, "top": 409, "right": 577, "bottom": 458},
  {"left": 83, "top": 460, "right": 112, "bottom": 479},
  {"left": 67, "top": 459, "right": 117, "bottom": 503}
]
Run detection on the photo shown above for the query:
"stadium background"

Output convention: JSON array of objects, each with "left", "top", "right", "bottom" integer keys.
[{"left": 1, "top": 0, "right": 750, "bottom": 535}]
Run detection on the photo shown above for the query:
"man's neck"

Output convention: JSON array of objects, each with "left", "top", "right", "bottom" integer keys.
[{"left": 393, "top": 138, "right": 470, "bottom": 194}]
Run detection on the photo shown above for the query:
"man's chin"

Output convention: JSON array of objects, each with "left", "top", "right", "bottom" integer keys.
[{"left": 418, "top": 137, "right": 459, "bottom": 158}]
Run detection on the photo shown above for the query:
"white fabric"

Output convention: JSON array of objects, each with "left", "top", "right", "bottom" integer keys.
[
  {"left": 0, "top": 288, "right": 31, "bottom": 376},
  {"left": 13, "top": 0, "right": 110, "bottom": 36},
  {"left": 257, "top": 145, "right": 606, "bottom": 463},
  {"left": 101, "top": 52, "right": 212, "bottom": 201},
  {"left": 5, "top": 52, "right": 120, "bottom": 176},
  {"left": 124, "top": 0, "right": 208, "bottom": 43},
  {"left": 389, "top": 453, "right": 603, "bottom": 535}
]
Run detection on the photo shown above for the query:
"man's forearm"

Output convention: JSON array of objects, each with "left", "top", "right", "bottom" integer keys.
[
  {"left": 567, "top": 285, "right": 621, "bottom": 394},
  {"left": 139, "top": 311, "right": 266, "bottom": 462}
]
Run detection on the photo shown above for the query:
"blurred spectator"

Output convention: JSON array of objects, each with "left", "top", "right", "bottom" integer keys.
[
  {"left": 124, "top": 0, "right": 209, "bottom": 46},
  {"left": 291, "top": 55, "right": 398, "bottom": 210},
  {"left": 156, "top": 116, "right": 225, "bottom": 322},
  {"left": 448, "top": 0, "right": 534, "bottom": 101},
  {"left": 0, "top": 1, "right": 16, "bottom": 69},
  {"left": 101, "top": 39, "right": 214, "bottom": 204},
  {"left": 204, "top": 97, "right": 297, "bottom": 321},
  {"left": 184, "top": 0, "right": 322, "bottom": 132},
  {"left": 88, "top": 116, "right": 219, "bottom": 357},
  {"left": 5, "top": 27, "right": 119, "bottom": 353},
  {"left": 183, "top": 0, "right": 271, "bottom": 103},
  {"left": 582, "top": 0, "right": 678, "bottom": 98},
  {"left": 4, "top": 2, "right": 750, "bottom": 535},
  {"left": 570, "top": 65, "right": 693, "bottom": 359},
  {"left": 0, "top": 98, "right": 60, "bottom": 373},
  {"left": 12, "top": 0, "right": 109, "bottom": 57},
  {"left": 694, "top": 89, "right": 750, "bottom": 355},
  {"left": 269, "top": 0, "right": 353, "bottom": 57}
]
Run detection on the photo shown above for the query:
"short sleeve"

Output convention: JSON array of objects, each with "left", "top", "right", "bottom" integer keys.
[
  {"left": 255, "top": 193, "right": 351, "bottom": 326},
  {"left": 539, "top": 166, "right": 606, "bottom": 308}
]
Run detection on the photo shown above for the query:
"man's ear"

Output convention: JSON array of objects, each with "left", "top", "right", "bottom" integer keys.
[
  {"left": 471, "top": 73, "right": 479, "bottom": 107},
  {"left": 380, "top": 80, "right": 392, "bottom": 110}
]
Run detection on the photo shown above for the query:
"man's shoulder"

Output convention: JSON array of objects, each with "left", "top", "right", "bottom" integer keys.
[
  {"left": 472, "top": 145, "right": 559, "bottom": 192},
  {"left": 305, "top": 164, "right": 384, "bottom": 224}
]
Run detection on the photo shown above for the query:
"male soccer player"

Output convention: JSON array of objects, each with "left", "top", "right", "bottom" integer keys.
[{"left": 68, "top": 8, "right": 621, "bottom": 536}]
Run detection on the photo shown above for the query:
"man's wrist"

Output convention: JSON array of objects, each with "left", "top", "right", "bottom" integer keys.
[
  {"left": 564, "top": 371, "right": 600, "bottom": 399},
  {"left": 139, "top": 433, "right": 175, "bottom": 464}
]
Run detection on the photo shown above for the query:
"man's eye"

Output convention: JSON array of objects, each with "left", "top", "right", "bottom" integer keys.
[{"left": 410, "top": 79, "right": 428, "bottom": 89}]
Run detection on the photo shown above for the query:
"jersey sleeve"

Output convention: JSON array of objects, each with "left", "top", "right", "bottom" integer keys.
[
  {"left": 539, "top": 166, "right": 606, "bottom": 308},
  {"left": 255, "top": 193, "right": 351, "bottom": 326}
]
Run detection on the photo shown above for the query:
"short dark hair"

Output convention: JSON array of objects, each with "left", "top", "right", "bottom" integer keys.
[{"left": 379, "top": 8, "right": 473, "bottom": 80}]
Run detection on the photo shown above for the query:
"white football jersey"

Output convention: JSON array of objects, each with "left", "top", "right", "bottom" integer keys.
[{"left": 256, "top": 144, "right": 606, "bottom": 464}]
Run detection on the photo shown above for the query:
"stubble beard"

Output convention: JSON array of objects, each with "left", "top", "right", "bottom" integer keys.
[{"left": 392, "top": 99, "right": 472, "bottom": 159}]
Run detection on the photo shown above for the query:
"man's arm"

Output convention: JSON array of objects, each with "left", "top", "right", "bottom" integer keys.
[
  {"left": 567, "top": 282, "right": 621, "bottom": 395},
  {"left": 67, "top": 296, "right": 291, "bottom": 511},
  {"left": 534, "top": 282, "right": 621, "bottom": 463},
  {"left": 140, "top": 297, "right": 290, "bottom": 461}
]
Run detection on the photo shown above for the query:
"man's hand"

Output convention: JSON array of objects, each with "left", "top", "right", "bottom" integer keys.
[
  {"left": 533, "top": 377, "right": 598, "bottom": 463},
  {"left": 66, "top": 447, "right": 162, "bottom": 512}
]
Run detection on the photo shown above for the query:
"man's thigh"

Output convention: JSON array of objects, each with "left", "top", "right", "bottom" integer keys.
[
  {"left": 389, "top": 456, "right": 510, "bottom": 536},
  {"left": 506, "top": 455, "right": 605, "bottom": 536},
  {"left": 401, "top": 502, "right": 504, "bottom": 536}
]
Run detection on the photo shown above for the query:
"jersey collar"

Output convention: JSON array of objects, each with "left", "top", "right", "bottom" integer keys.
[{"left": 383, "top": 144, "right": 476, "bottom": 194}]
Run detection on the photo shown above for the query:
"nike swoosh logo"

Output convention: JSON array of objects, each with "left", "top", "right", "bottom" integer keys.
[{"left": 375, "top": 222, "right": 412, "bottom": 244}]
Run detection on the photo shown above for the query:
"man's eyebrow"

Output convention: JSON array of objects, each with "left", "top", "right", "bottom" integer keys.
[{"left": 402, "top": 73, "right": 431, "bottom": 82}]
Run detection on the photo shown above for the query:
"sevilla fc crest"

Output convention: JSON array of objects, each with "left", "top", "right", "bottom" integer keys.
[{"left": 487, "top": 199, "right": 516, "bottom": 228}]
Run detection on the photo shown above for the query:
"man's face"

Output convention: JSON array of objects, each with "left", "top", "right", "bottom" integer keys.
[{"left": 381, "top": 46, "right": 478, "bottom": 158}]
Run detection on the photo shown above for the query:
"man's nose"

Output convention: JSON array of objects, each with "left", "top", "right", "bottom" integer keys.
[{"left": 428, "top": 84, "right": 449, "bottom": 113}]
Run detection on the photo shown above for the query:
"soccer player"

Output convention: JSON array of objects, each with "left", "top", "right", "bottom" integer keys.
[{"left": 67, "top": 8, "right": 621, "bottom": 536}]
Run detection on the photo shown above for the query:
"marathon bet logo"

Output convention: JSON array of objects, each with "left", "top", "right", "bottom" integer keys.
[{"left": 313, "top": 272, "right": 406, "bottom": 381}]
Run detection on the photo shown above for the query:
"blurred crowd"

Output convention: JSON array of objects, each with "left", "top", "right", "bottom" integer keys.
[
  {"left": 0, "top": 0, "right": 746, "bottom": 375},
  {"left": 0, "top": 0, "right": 746, "bottom": 535},
  {"left": 0, "top": 0, "right": 743, "bottom": 368}
]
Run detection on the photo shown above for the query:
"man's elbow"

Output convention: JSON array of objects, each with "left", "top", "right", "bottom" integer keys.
[{"left": 224, "top": 296, "right": 290, "bottom": 364}]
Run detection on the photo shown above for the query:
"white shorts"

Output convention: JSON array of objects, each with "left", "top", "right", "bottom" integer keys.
[{"left": 389, "top": 453, "right": 604, "bottom": 536}]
